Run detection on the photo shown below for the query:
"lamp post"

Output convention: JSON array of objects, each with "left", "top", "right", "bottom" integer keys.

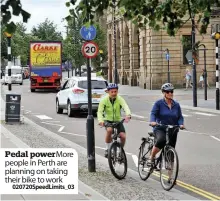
[
  {"left": 4, "top": 32, "right": 12, "bottom": 91},
  {"left": 198, "top": 44, "right": 208, "bottom": 100}
]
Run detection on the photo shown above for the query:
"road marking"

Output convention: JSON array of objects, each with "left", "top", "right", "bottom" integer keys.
[
  {"left": 35, "top": 115, "right": 53, "bottom": 120},
  {"left": 24, "top": 110, "right": 31, "bottom": 114},
  {"left": 153, "top": 172, "right": 220, "bottom": 200},
  {"left": 182, "top": 114, "right": 191, "bottom": 117},
  {"left": 194, "top": 112, "right": 216, "bottom": 116},
  {"left": 211, "top": 135, "right": 220, "bottom": 142},
  {"left": 59, "top": 131, "right": 85, "bottom": 137},
  {"left": 58, "top": 126, "right": 65, "bottom": 132},
  {"left": 132, "top": 155, "right": 138, "bottom": 167},
  {"left": 132, "top": 114, "right": 145, "bottom": 119},
  {"left": 132, "top": 153, "right": 220, "bottom": 200},
  {"left": 41, "top": 122, "right": 63, "bottom": 127}
]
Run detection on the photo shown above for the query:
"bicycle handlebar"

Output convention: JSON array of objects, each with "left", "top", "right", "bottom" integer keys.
[{"left": 149, "top": 123, "right": 185, "bottom": 130}]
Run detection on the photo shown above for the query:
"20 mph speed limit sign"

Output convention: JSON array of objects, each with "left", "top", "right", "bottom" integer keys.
[{"left": 82, "top": 41, "right": 99, "bottom": 58}]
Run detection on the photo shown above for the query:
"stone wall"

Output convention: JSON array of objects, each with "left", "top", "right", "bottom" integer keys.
[{"left": 106, "top": 11, "right": 217, "bottom": 89}]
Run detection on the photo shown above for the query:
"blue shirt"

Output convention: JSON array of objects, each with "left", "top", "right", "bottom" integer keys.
[{"left": 150, "top": 99, "right": 184, "bottom": 130}]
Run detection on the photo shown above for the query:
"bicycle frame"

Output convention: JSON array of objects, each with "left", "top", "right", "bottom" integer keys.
[{"left": 142, "top": 124, "right": 181, "bottom": 166}]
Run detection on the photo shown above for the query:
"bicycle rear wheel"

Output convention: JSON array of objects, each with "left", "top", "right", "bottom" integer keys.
[
  {"left": 160, "top": 146, "right": 179, "bottom": 191},
  {"left": 108, "top": 142, "right": 127, "bottom": 180},
  {"left": 138, "top": 140, "right": 153, "bottom": 180}
]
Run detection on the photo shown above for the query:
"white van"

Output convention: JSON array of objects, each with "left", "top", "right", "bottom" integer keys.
[{"left": 4, "top": 66, "right": 23, "bottom": 85}]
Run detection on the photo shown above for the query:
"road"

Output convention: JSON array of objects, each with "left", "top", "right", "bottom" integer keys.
[{"left": 2, "top": 78, "right": 220, "bottom": 200}]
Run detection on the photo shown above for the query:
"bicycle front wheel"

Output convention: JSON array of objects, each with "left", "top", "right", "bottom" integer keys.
[
  {"left": 160, "top": 146, "right": 179, "bottom": 191},
  {"left": 138, "top": 140, "right": 153, "bottom": 180},
  {"left": 108, "top": 142, "right": 127, "bottom": 180}
]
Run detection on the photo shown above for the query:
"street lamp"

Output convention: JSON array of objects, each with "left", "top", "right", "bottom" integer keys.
[
  {"left": 164, "top": 48, "right": 170, "bottom": 83},
  {"left": 4, "top": 32, "right": 12, "bottom": 91},
  {"left": 113, "top": 0, "right": 118, "bottom": 84},
  {"left": 198, "top": 44, "right": 208, "bottom": 100}
]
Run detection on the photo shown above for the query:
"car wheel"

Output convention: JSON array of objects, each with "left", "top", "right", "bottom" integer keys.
[
  {"left": 31, "top": 89, "right": 35, "bottom": 92},
  {"left": 20, "top": 82, "right": 23, "bottom": 85},
  {"left": 67, "top": 100, "right": 74, "bottom": 117},
  {"left": 56, "top": 100, "right": 63, "bottom": 114}
]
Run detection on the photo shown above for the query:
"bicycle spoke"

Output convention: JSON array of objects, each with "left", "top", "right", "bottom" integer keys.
[
  {"left": 108, "top": 143, "right": 127, "bottom": 180},
  {"left": 160, "top": 146, "right": 179, "bottom": 191}
]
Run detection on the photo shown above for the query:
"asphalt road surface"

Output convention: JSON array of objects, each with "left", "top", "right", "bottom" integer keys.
[{"left": 2, "top": 79, "right": 220, "bottom": 200}]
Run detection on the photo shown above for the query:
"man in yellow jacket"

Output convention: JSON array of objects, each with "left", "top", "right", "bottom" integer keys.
[{"left": 97, "top": 83, "right": 131, "bottom": 157}]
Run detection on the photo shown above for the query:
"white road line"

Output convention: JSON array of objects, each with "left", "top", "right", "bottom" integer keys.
[
  {"left": 25, "top": 110, "right": 31, "bottom": 114},
  {"left": 194, "top": 112, "right": 216, "bottom": 116},
  {"left": 132, "top": 155, "right": 138, "bottom": 167},
  {"left": 41, "top": 122, "right": 63, "bottom": 127},
  {"left": 45, "top": 121, "right": 60, "bottom": 123},
  {"left": 132, "top": 114, "right": 145, "bottom": 119},
  {"left": 211, "top": 136, "right": 220, "bottom": 142},
  {"left": 59, "top": 131, "right": 85, "bottom": 137},
  {"left": 35, "top": 115, "right": 53, "bottom": 120},
  {"left": 58, "top": 126, "right": 65, "bottom": 132},
  {"left": 182, "top": 114, "right": 191, "bottom": 117}
]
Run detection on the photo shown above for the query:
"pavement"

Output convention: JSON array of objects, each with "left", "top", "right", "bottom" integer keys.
[{"left": 1, "top": 76, "right": 220, "bottom": 200}]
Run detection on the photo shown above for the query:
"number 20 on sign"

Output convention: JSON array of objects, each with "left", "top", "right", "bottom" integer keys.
[{"left": 82, "top": 41, "right": 99, "bottom": 59}]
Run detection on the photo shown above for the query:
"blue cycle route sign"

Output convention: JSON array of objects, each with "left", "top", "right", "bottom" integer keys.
[
  {"left": 80, "top": 25, "right": 97, "bottom": 41},
  {"left": 166, "top": 53, "right": 170, "bottom": 61}
]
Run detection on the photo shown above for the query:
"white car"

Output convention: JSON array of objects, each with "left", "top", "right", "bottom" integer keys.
[
  {"left": 4, "top": 66, "right": 23, "bottom": 85},
  {"left": 56, "top": 76, "right": 108, "bottom": 117}
]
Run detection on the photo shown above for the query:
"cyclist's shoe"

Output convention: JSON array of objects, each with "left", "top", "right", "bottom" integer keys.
[
  {"left": 104, "top": 149, "right": 108, "bottom": 158},
  {"left": 168, "top": 178, "right": 176, "bottom": 185}
]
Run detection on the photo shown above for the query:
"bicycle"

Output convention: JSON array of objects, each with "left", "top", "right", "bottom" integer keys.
[
  {"left": 103, "top": 118, "right": 128, "bottom": 180},
  {"left": 138, "top": 123, "right": 184, "bottom": 191}
]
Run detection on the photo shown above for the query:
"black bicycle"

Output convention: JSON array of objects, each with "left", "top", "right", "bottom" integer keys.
[
  {"left": 104, "top": 118, "right": 128, "bottom": 180},
  {"left": 138, "top": 123, "right": 184, "bottom": 191}
]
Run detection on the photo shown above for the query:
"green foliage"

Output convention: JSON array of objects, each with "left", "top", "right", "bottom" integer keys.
[
  {"left": 31, "top": 18, "right": 63, "bottom": 41},
  {"left": 65, "top": 0, "right": 220, "bottom": 37},
  {"left": 1, "top": 0, "right": 31, "bottom": 33}
]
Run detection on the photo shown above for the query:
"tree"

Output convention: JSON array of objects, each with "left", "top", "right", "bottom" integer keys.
[
  {"left": 31, "top": 18, "right": 63, "bottom": 41},
  {"left": 1, "top": 24, "right": 8, "bottom": 60},
  {"left": 1, "top": 0, "right": 31, "bottom": 33},
  {"left": 10, "top": 22, "right": 39, "bottom": 65},
  {"left": 65, "top": 0, "right": 219, "bottom": 37}
]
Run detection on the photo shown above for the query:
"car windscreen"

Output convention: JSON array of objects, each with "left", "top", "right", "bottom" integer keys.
[
  {"left": 78, "top": 80, "right": 107, "bottom": 89},
  {"left": 6, "top": 69, "right": 22, "bottom": 75}
]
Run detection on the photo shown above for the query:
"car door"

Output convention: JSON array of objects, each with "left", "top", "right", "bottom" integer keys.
[{"left": 58, "top": 80, "right": 69, "bottom": 105}]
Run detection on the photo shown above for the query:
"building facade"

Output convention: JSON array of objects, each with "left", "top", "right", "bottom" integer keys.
[{"left": 105, "top": 10, "right": 219, "bottom": 89}]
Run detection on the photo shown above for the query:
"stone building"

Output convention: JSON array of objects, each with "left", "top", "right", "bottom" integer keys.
[{"left": 104, "top": 8, "right": 220, "bottom": 89}]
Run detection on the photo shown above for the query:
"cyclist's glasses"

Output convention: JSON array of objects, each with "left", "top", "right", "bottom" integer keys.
[{"left": 165, "top": 90, "right": 174, "bottom": 94}]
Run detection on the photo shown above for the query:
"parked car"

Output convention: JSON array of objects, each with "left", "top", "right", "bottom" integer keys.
[
  {"left": 4, "top": 66, "right": 23, "bottom": 85},
  {"left": 56, "top": 76, "right": 108, "bottom": 117}
]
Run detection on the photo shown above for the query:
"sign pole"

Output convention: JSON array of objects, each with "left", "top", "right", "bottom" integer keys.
[
  {"left": 85, "top": 0, "right": 96, "bottom": 172},
  {"left": 215, "top": 38, "right": 219, "bottom": 110},
  {"left": 191, "top": 13, "right": 197, "bottom": 107},
  {"left": 5, "top": 33, "right": 12, "bottom": 91}
]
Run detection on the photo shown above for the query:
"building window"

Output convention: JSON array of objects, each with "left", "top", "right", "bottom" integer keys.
[{"left": 182, "top": 35, "right": 192, "bottom": 65}]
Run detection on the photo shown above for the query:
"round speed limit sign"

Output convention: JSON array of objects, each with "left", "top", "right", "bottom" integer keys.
[{"left": 82, "top": 41, "right": 99, "bottom": 58}]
